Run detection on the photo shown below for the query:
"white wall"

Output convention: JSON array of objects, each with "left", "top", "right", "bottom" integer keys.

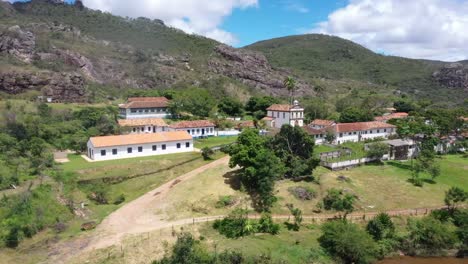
[
  {"left": 120, "top": 108, "right": 170, "bottom": 119},
  {"left": 335, "top": 128, "right": 395, "bottom": 144},
  {"left": 87, "top": 139, "right": 193, "bottom": 161},
  {"left": 216, "top": 130, "right": 240, "bottom": 136},
  {"left": 169, "top": 127, "right": 215, "bottom": 138},
  {"left": 124, "top": 125, "right": 168, "bottom": 134},
  {"left": 267, "top": 110, "right": 304, "bottom": 128}
]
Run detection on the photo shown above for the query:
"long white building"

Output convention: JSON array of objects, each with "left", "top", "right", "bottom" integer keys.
[
  {"left": 168, "top": 120, "right": 216, "bottom": 138},
  {"left": 118, "top": 118, "right": 169, "bottom": 134},
  {"left": 119, "top": 97, "right": 171, "bottom": 119},
  {"left": 86, "top": 131, "right": 193, "bottom": 161},
  {"left": 263, "top": 100, "right": 304, "bottom": 129}
]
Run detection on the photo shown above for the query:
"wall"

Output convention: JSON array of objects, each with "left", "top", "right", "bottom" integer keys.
[
  {"left": 267, "top": 110, "right": 304, "bottom": 128},
  {"left": 87, "top": 139, "right": 193, "bottom": 161},
  {"left": 216, "top": 130, "right": 240, "bottom": 136},
  {"left": 120, "top": 108, "right": 170, "bottom": 119},
  {"left": 335, "top": 128, "right": 395, "bottom": 144},
  {"left": 124, "top": 125, "right": 167, "bottom": 134},
  {"left": 169, "top": 127, "right": 215, "bottom": 138}
]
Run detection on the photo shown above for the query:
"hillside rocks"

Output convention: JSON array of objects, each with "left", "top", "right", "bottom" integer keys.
[
  {"left": 209, "top": 45, "right": 312, "bottom": 97},
  {"left": 0, "top": 25, "right": 36, "bottom": 62},
  {"left": 432, "top": 63, "right": 468, "bottom": 91},
  {"left": 0, "top": 71, "right": 86, "bottom": 102}
]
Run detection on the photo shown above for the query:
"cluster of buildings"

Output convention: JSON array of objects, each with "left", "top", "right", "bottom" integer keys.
[{"left": 87, "top": 97, "right": 216, "bottom": 161}]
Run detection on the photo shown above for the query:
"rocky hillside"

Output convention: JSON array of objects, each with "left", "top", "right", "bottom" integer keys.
[{"left": 0, "top": 0, "right": 466, "bottom": 104}]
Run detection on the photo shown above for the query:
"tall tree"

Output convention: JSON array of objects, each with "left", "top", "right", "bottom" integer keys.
[{"left": 284, "top": 76, "right": 296, "bottom": 105}]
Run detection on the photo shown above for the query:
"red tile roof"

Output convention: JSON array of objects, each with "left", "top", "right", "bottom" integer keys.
[
  {"left": 303, "top": 126, "right": 328, "bottom": 135},
  {"left": 237, "top": 120, "right": 255, "bottom": 128},
  {"left": 261, "top": 116, "right": 274, "bottom": 121},
  {"left": 374, "top": 112, "right": 408, "bottom": 122},
  {"left": 169, "top": 120, "right": 215, "bottom": 129},
  {"left": 266, "top": 104, "right": 295, "bottom": 111},
  {"left": 120, "top": 97, "right": 170, "bottom": 109},
  {"left": 310, "top": 119, "right": 335, "bottom": 127},
  {"left": 118, "top": 118, "right": 168, "bottom": 127},
  {"left": 89, "top": 131, "right": 192, "bottom": 148},
  {"left": 334, "top": 121, "right": 396, "bottom": 133}
]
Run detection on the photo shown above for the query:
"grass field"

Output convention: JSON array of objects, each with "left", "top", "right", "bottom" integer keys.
[{"left": 194, "top": 136, "right": 238, "bottom": 149}]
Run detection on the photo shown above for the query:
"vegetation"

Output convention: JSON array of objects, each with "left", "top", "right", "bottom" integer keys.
[
  {"left": 444, "top": 187, "right": 467, "bottom": 211},
  {"left": 366, "top": 142, "right": 390, "bottom": 162},
  {"left": 321, "top": 188, "right": 355, "bottom": 214},
  {"left": 213, "top": 209, "right": 279, "bottom": 238}
]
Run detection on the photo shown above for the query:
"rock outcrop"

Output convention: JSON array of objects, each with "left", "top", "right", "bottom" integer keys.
[
  {"left": 0, "top": 25, "right": 36, "bottom": 62},
  {"left": 432, "top": 63, "right": 468, "bottom": 91},
  {"left": 209, "top": 45, "right": 312, "bottom": 96},
  {"left": 0, "top": 71, "right": 86, "bottom": 102}
]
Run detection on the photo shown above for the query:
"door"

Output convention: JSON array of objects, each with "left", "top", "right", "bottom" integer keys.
[{"left": 202, "top": 128, "right": 205, "bottom": 135}]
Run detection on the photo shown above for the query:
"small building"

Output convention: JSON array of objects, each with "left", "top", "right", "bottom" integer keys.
[
  {"left": 374, "top": 112, "right": 408, "bottom": 123},
  {"left": 118, "top": 118, "right": 168, "bottom": 134},
  {"left": 168, "top": 120, "right": 215, "bottom": 138},
  {"left": 309, "top": 119, "right": 336, "bottom": 130},
  {"left": 381, "top": 139, "right": 417, "bottom": 160},
  {"left": 119, "top": 97, "right": 171, "bottom": 119},
  {"left": 265, "top": 100, "right": 304, "bottom": 128},
  {"left": 303, "top": 126, "right": 329, "bottom": 145},
  {"left": 334, "top": 121, "right": 396, "bottom": 144},
  {"left": 87, "top": 131, "right": 193, "bottom": 161}
]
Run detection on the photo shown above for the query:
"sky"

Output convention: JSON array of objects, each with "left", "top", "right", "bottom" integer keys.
[{"left": 6, "top": 0, "right": 468, "bottom": 61}]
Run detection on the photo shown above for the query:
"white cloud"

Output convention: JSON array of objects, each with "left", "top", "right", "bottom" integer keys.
[
  {"left": 284, "top": 1, "right": 309, "bottom": 13},
  {"left": 81, "top": 0, "right": 258, "bottom": 45},
  {"left": 310, "top": 0, "right": 468, "bottom": 61}
]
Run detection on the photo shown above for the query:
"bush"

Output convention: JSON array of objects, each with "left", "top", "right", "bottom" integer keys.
[
  {"left": 201, "top": 147, "right": 215, "bottom": 160},
  {"left": 288, "top": 186, "right": 316, "bottom": 201},
  {"left": 113, "top": 194, "right": 126, "bottom": 205},
  {"left": 319, "top": 220, "right": 378, "bottom": 264},
  {"left": 213, "top": 209, "right": 250, "bottom": 238},
  {"left": 257, "top": 213, "right": 280, "bottom": 234},
  {"left": 366, "top": 213, "right": 395, "bottom": 241},
  {"left": 215, "top": 195, "right": 236, "bottom": 208},
  {"left": 322, "top": 188, "right": 355, "bottom": 213}
]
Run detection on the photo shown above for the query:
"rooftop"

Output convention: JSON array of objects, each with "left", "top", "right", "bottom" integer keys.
[
  {"left": 383, "top": 139, "right": 415, "bottom": 147},
  {"left": 118, "top": 118, "right": 168, "bottom": 127},
  {"left": 310, "top": 119, "right": 335, "bottom": 127},
  {"left": 334, "top": 121, "right": 396, "bottom": 133},
  {"left": 89, "top": 131, "right": 192, "bottom": 148},
  {"left": 169, "top": 120, "right": 215, "bottom": 129},
  {"left": 120, "top": 97, "right": 170, "bottom": 109},
  {"left": 266, "top": 104, "right": 303, "bottom": 111}
]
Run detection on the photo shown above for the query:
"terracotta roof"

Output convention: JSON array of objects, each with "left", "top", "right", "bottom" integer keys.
[
  {"left": 261, "top": 116, "right": 274, "bottom": 121},
  {"left": 266, "top": 104, "right": 294, "bottom": 111},
  {"left": 237, "top": 120, "right": 255, "bottom": 128},
  {"left": 89, "top": 131, "right": 192, "bottom": 148},
  {"left": 120, "top": 97, "right": 170, "bottom": 109},
  {"left": 310, "top": 119, "right": 335, "bottom": 127},
  {"left": 334, "top": 121, "right": 396, "bottom": 133},
  {"left": 118, "top": 118, "right": 168, "bottom": 127},
  {"left": 169, "top": 120, "right": 215, "bottom": 129},
  {"left": 459, "top": 116, "right": 468, "bottom": 122},
  {"left": 374, "top": 112, "right": 408, "bottom": 121}
]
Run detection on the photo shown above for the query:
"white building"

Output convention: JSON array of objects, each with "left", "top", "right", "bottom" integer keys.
[
  {"left": 168, "top": 120, "right": 216, "bottom": 138},
  {"left": 305, "top": 120, "right": 396, "bottom": 145},
  {"left": 119, "top": 97, "right": 171, "bottom": 119},
  {"left": 86, "top": 131, "right": 193, "bottom": 161},
  {"left": 118, "top": 118, "right": 168, "bottom": 134},
  {"left": 309, "top": 119, "right": 335, "bottom": 129},
  {"left": 263, "top": 100, "right": 304, "bottom": 129}
]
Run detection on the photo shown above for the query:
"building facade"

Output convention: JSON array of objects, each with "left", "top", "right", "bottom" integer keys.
[
  {"left": 168, "top": 120, "right": 216, "bottom": 138},
  {"left": 119, "top": 97, "right": 171, "bottom": 119},
  {"left": 87, "top": 131, "right": 193, "bottom": 161},
  {"left": 118, "top": 118, "right": 168, "bottom": 134},
  {"left": 264, "top": 100, "right": 304, "bottom": 128}
]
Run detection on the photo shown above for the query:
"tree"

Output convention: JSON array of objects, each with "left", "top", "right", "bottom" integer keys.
[
  {"left": 245, "top": 96, "right": 280, "bottom": 115},
  {"left": 339, "top": 107, "right": 373, "bottom": 123},
  {"left": 366, "top": 142, "right": 390, "bottom": 162},
  {"left": 366, "top": 213, "right": 395, "bottom": 241},
  {"left": 325, "top": 131, "right": 336, "bottom": 144},
  {"left": 284, "top": 76, "right": 296, "bottom": 104},
  {"left": 226, "top": 129, "right": 284, "bottom": 211},
  {"left": 270, "top": 125, "right": 320, "bottom": 179},
  {"left": 444, "top": 187, "right": 467, "bottom": 211},
  {"left": 322, "top": 188, "right": 355, "bottom": 215},
  {"left": 169, "top": 88, "right": 216, "bottom": 118},
  {"left": 394, "top": 100, "right": 415, "bottom": 113},
  {"left": 313, "top": 85, "right": 325, "bottom": 98},
  {"left": 319, "top": 220, "right": 378, "bottom": 264},
  {"left": 303, "top": 98, "right": 330, "bottom": 121},
  {"left": 286, "top": 203, "right": 302, "bottom": 231},
  {"left": 155, "top": 233, "right": 212, "bottom": 264},
  {"left": 218, "top": 97, "right": 244, "bottom": 117},
  {"left": 404, "top": 217, "right": 458, "bottom": 255},
  {"left": 201, "top": 147, "right": 215, "bottom": 160}
]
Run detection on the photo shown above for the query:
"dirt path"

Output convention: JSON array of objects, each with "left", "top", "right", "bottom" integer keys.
[{"left": 83, "top": 156, "right": 230, "bottom": 251}]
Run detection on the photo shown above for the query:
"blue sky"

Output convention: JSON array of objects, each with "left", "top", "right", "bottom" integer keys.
[
  {"left": 222, "top": 0, "right": 348, "bottom": 47},
  {"left": 7, "top": 0, "right": 468, "bottom": 61}
]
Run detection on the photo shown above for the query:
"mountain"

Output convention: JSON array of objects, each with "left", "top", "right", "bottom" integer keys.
[
  {"left": 246, "top": 35, "right": 467, "bottom": 104},
  {"left": 0, "top": 0, "right": 466, "bottom": 105}
]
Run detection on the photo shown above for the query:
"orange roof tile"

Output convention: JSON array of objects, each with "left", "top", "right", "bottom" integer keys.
[
  {"left": 237, "top": 120, "right": 255, "bottom": 128},
  {"left": 118, "top": 118, "right": 168, "bottom": 127},
  {"left": 261, "top": 116, "right": 274, "bottom": 121},
  {"left": 89, "top": 131, "right": 192, "bottom": 148},
  {"left": 310, "top": 119, "right": 335, "bottom": 126},
  {"left": 120, "top": 97, "right": 170, "bottom": 109},
  {"left": 334, "top": 121, "right": 396, "bottom": 133},
  {"left": 374, "top": 112, "right": 408, "bottom": 121},
  {"left": 169, "top": 120, "right": 215, "bottom": 129}
]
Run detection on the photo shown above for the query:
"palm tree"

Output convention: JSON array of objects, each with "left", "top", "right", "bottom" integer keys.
[{"left": 284, "top": 76, "right": 296, "bottom": 105}]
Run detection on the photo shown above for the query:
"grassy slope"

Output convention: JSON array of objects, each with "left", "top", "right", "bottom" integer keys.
[
  {"left": 193, "top": 136, "right": 238, "bottom": 149},
  {"left": 246, "top": 34, "right": 464, "bottom": 104}
]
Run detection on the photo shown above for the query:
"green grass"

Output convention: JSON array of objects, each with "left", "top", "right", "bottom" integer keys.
[
  {"left": 194, "top": 136, "right": 238, "bottom": 149},
  {"left": 314, "top": 144, "right": 337, "bottom": 154},
  {"left": 199, "top": 223, "right": 332, "bottom": 264}
]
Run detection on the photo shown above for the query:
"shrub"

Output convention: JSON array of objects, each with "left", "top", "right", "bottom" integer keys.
[
  {"left": 288, "top": 186, "right": 316, "bottom": 201},
  {"left": 257, "top": 213, "right": 280, "bottom": 234},
  {"left": 319, "top": 220, "right": 378, "bottom": 264},
  {"left": 113, "top": 194, "right": 125, "bottom": 205},
  {"left": 366, "top": 213, "right": 395, "bottom": 241},
  {"left": 213, "top": 209, "right": 250, "bottom": 238},
  {"left": 201, "top": 147, "right": 215, "bottom": 160},
  {"left": 215, "top": 195, "right": 236, "bottom": 208},
  {"left": 322, "top": 188, "right": 355, "bottom": 213}
]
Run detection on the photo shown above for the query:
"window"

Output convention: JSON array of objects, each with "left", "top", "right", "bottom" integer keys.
[
  {"left": 353, "top": 132, "right": 357, "bottom": 135},
  {"left": 177, "top": 143, "right": 181, "bottom": 149},
  {"left": 162, "top": 144, "right": 166, "bottom": 150},
  {"left": 112, "top": 149, "right": 117, "bottom": 155},
  {"left": 384, "top": 129, "right": 387, "bottom": 132},
  {"left": 131, "top": 109, "right": 137, "bottom": 113},
  {"left": 138, "top": 146, "right": 143, "bottom": 152},
  {"left": 192, "top": 129, "right": 195, "bottom": 134},
  {"left": 152, "top": 145, "right": 157, "bottom": 151},
  {"left": 127, "top": 147, "right": 132, "bottom": 153},
  {"left": 339, "top": 133, "right": 343, "bottom": 137},
  {"left": 283, "top": 112, "right": 285, "bottom": 118},
  {"left": 101, "top": 150, "right": 106, "bottom": 156},
  {"left": 369, "top": 130, "right": 373, "bottom": 134},
  {"left": 187, "top": 130, "right": 191, "bottom": 134},
  {"left": 377, "top": 129, "right": 380, "bottom": 133},
  {"left": 133, "top": 128, "right": 136, "bottom": 132},
  {"left": 186, "top": 142, "right": 190, "bottom": 148},
  {"left": 148, "top": 127, "right": 151, "bottom": 132},
  {"left": 196, "top": 129, "right": 200, "bottom": 133}
]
